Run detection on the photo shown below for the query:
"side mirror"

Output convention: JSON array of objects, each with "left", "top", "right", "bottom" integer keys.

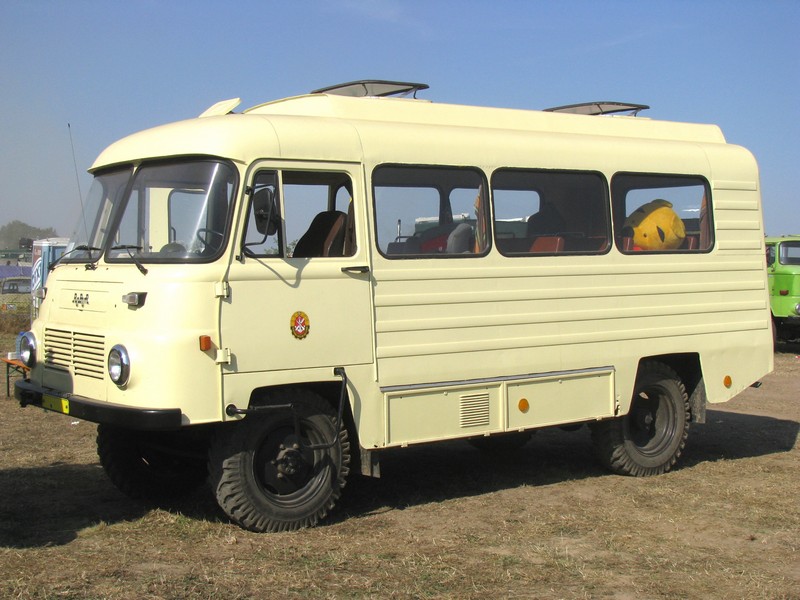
[{"left": 252, "top": 188, "right": 279, "bottom": 236}]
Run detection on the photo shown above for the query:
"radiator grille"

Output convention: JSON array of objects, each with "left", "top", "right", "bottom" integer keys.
[
  {"left": 44, "top": 328, "right": 106, "bottom": 380},
  {"left": 460, "top": 392, "right": 491, "bottom": 428}
]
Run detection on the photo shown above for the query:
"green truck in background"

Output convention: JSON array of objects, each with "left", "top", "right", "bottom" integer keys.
[{"left": 766, "top": 236, "right": 800, "bottom": 342}]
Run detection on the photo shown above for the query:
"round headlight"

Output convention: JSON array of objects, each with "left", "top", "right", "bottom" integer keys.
[
  {"left": 108, "top": 345, "right": 131, "bottom": 386},
  {"left": 19, "top": 332, "right": 37, "bottom": 367},
  {"left": 794, "top": 304, "right": 800, "bottom": 316}
]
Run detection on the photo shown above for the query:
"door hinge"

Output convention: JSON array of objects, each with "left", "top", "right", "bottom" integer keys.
[
  {"left": 215, "top": 281, "right": 230, "bottom": 298},
  {"left": 215, "top": 348, "right": 231, "bottom": 364}
]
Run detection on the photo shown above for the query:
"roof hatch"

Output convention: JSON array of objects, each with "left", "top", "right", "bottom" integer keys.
[
  {"left": 311, "top": 80, "right": 430, "bottom": 98},
  {"left": 544, "top": 101, "right": 649, "bottom": 116}
]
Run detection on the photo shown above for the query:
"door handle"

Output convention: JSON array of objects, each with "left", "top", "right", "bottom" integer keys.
[{"left": 341, "top": 265, "right": 370, "bottom": 274}]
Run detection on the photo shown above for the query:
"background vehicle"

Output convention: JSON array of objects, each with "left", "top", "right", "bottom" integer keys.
[
  {"left": 1, "top": 277, "right": 31, "bottom": 295},
  {"left": 766, "top": 235, "right": 800, "bottom": 341}
]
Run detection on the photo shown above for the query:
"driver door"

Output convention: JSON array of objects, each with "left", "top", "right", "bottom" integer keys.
[{"left": 221, "top": 162, "right": 374, "bottom": 374}]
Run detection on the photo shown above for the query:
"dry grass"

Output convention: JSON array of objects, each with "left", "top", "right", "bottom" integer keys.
[
  {"left": 0, "top": 295, "right": 31, "bottom": 334},
  {"left": 1, "top": 332, "right": 798, "bottom": 599}
]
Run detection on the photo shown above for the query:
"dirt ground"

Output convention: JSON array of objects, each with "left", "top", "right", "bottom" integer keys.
[{"left": 0, "top": 339, "right": 797, "bottom": 599}]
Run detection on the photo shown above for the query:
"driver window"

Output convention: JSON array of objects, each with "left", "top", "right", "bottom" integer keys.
[{"left": 242, "top": 169, "right": 355, "bottom": 258}]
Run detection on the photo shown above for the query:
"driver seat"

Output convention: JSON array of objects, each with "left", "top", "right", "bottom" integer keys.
[{"left": 293, "top": 210, "right": 347, "bottom": 258}]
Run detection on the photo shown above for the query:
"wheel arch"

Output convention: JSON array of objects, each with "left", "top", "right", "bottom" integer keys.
[
  {"left": 246, "top": 380, "right": 361, "bottom": 467},
  {"left": 637, "top": 353, "right": 706, "bottom": 423}
]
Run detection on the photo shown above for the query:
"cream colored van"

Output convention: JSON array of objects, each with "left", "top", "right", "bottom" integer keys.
[{"left": 15, "top": 81, "right": 773, "bottom": 532}]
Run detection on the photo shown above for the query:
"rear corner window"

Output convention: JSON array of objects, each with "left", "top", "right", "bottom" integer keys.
[{"left": 612, "top": 174, "right": 712, "bottom": 253}]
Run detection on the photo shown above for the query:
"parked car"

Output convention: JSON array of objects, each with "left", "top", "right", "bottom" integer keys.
[{"left": 1, "top": 277, "right": 31, "bottom": 295}]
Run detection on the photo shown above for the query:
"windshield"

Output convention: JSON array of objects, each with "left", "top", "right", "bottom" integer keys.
[
  {"left": 65, "top": 159, "right": 238, "bottom": 264},
  {"left": 779, "top": 242, "right": 800, "bottom": 266}
]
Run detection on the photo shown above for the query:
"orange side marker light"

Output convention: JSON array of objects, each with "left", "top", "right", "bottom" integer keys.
[{"left": 199, "top": 335, "right": 213, "bottom": 352}]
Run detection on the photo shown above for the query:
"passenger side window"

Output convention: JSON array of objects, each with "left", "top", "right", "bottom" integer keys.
[
  {"left": 373, "top": 166, "right": 489, "bottom": 258},
  {"left": 612, "top": 174, "right": 712, "bottom": 253},
  {"left": 242, "top": 170, "right": 355, "bottom": 258},
  {"left": 491, "top": 169, "right": 610, "bottom": 255}
]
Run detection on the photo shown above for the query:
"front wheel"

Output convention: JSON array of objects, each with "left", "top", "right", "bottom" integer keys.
[
  {"left": 209, "top": 390, "right": 350, "bottom": 532},
  {"left": 591, "top": 362, "right": 689, "bottom": 477},
  {"left": 97, "top": 425, "right": 209, "bottom": 503}
]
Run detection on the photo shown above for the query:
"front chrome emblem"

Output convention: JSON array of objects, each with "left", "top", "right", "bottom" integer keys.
[{"left": 72, "top": 293, "right": 90, "bottom": 308}]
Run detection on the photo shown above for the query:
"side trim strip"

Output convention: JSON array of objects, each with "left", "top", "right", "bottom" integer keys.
[{"left": 380, "top": 365, "right": 614, "bottom": 394}]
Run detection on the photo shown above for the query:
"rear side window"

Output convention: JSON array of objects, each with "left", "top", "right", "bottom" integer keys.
[
  {"left": 491, "top": 169, "right": 610, "bottom": 255},
  {"left": 373, "top": 165, "right": 489, "bottom": 258},
  {"left": 612, "top": 174, "right": 712, "bottom": 253}
]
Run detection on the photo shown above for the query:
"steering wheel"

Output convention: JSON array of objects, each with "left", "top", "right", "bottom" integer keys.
[{"left": 196, "top": 228, "right": 224, "bottom": 250}]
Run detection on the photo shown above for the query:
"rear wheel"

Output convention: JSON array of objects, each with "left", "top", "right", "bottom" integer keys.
[
  {"left": 591, "top": 362, "right": 689, "bottom": 476},
  {"left": 209, "top": 390, "right": 350, "bottom": 532}
]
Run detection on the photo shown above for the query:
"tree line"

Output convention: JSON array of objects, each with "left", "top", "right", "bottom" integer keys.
[{"left": 0, "top": 221, "right": 59, "bottom": 250}]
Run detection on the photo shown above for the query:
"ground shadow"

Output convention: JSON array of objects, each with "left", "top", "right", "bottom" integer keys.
[
  {"left": 336, "top": 409, "right": 798, "bottom": 523},
  {"left": 2, "top": 409, "right": 796, "bottom": 543},
  {"left": 682, "top": 409, "right": 798, "bottom": 466},
  {"left": 0, "top": 463, "right": 148, "bottom": 548}
]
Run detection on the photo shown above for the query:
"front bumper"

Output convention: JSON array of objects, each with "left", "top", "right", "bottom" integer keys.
[{"left": 14, "top": 379, "right": 182, "bottom": 431}]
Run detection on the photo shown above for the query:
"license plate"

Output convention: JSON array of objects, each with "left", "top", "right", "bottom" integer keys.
[{"left": 42, "top": 394, "right": 70, "bottom": 415}]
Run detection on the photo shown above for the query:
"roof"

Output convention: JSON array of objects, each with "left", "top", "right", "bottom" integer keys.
[
  {"left": 91, "top": 84, "right": 729, "bottom": 170},
  {"left": 766, "top": 236, "right": 800, "bottom": 243}
]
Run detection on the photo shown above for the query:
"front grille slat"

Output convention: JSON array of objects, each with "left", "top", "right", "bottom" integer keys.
[{"left": 44, "top": 328, "right": 106, "bottom": 380}]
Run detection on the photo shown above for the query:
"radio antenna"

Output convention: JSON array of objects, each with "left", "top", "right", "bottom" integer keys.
[{"left": 68, "top": 123, "right": 89, "bottom": 243}]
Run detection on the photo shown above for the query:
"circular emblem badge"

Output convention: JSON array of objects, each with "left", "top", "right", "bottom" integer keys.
[{"left": 290, "top": 311, "right": 310, "bottom": 340}]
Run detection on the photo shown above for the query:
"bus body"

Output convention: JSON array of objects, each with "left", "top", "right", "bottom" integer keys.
[
  {"left": 766, "top": 235, "right": 800, "bottom": 341},
  {"left": 15, "top": 82, "right": 772, "bottom": 531}
]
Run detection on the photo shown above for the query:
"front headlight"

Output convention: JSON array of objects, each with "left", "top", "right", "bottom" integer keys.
[
  {"left": 794, "top": 304, "right": 800, "bottom": 316},
  {"left": 19, "top": 332, "right": 37, "bottom": 367},
  {"left": 108, "top": 345, "right": 131, "bottom": 386}
]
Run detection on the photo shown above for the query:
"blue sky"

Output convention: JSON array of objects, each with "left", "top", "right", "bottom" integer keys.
[{"left": 1, "top": 0, "right": 797, "bottom": 236}]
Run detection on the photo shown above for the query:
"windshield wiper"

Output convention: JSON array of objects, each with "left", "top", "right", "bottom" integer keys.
[
  {"left": 111, "top": 245, "right": 148, "bottom": 275},
  {"left": 48, "top": 245, "right": 102, "bottom": 272}
]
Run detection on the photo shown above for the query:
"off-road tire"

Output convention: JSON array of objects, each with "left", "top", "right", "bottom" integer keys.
[
  {"left": 591, "top": 361, "right": 689, "bottom": 476},
  {"left": 209, "top": 390, "right": 350, "bottom": 532},
  {"left": 96, "top": 425, "right": 208, "bottom": 502}
]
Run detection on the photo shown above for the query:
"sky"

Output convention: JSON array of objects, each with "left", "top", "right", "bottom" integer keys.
[{"left": 1, "top": 0, "right": 798, "bottom": 237}]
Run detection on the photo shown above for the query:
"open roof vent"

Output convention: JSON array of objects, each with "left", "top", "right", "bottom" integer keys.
[
  {"left": 311, "top": 80, "right": 429, "bottom": 99},
  {"left": 544, "top": 101, "right": 649, "bottom": 116}
]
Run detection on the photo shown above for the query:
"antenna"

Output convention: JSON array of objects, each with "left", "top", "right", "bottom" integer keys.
[{"left": 68, "top": 123, "right": 89, "bottom": 243}]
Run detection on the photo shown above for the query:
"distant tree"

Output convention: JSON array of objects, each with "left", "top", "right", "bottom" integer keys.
[{"left": 0, "top": 221, "right": 58, "bottom": 250}]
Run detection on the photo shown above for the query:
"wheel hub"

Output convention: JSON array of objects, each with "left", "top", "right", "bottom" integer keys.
[{"left": 274, "top": 443, "right": 304, "bottom": 478}]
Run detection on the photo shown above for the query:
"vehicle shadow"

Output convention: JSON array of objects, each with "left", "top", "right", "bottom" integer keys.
[
  {"left": 336, "top": 408, "right": 799, "bottom": 523},
  {"left": 0, "top": 463, "right": 148, "bottom": 548},
  {"left": 2, "top": 409, "right": 796, "bottom": 545}
]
